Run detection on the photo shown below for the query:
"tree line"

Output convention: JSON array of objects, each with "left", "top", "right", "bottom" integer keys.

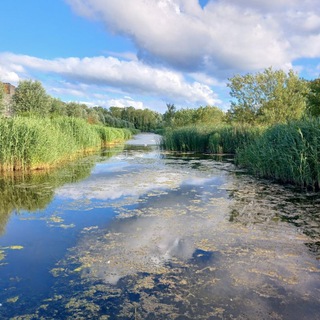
[
  {"left": 0, "top": 80, "right": 163, "bottom": 132},
  {"left": 1, "top": 67, "right": 320, "bottom": 131}
]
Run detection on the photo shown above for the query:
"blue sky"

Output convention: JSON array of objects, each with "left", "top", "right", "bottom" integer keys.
[{"left": 0, "top": 0, "right": 319, "bottom": 113}]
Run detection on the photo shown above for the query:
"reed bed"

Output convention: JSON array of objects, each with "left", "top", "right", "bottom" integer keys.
[
  {"left": 161, "top": 125, "right": 262, "bottom": 154},
  {"left": 0, "top": 116, "right": 131, "bottom": 171},
  {"left": 236, "top": 118, "right": 320, "bottom": 189},
  {"left": 161, "top": 126, "right": 209, "bottom": 153}
]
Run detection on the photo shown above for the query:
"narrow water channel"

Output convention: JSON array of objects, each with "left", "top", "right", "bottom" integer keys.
[{"left": 0, "top": 133, "right": 319, "bottom": 319}]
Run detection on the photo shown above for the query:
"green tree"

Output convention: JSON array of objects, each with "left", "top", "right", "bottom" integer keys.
[
  {"left": 163, "top": 103, "right": 176, "bottom": 126},
  {"left": 306, "top": 78, "right": 320, "bottom": 117},
  {"left": 66, "top": 102, "right": 88, "bottom": 118},
  {"left": 195, "top": 106, "right": 225, "bottom": 125},
  {"left": 172, "top": 108, "right": 196, "bottom": 127},
  {"left": 12, "top": 80, "right": 50, "bottom": 116},
  {"left": 49, "top": 97, "right": 67, "bottom": 117},
  {"left": 109, "top": 106, "right": 123, "bottom": 119},
  {"left": 227, "top": 68, "right": 309, "bottom": 125}
]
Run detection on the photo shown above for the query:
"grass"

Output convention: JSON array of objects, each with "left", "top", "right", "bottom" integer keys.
[
  {"left": 0, "top": 116, "right": 131, "bottom": 171},
  {"left": 236, "top": 118, "right": 320, "bottom": 190},
  {"left": 161, "top": 125, "right": 263, "bottom": 154},
  {"left": 161, "top": 119, "right": 320, "bottom": 190}
]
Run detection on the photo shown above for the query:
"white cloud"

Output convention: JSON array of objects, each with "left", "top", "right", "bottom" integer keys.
[
  {"left": 66, "top": 0, "right": 320, "bottom": 77},
  {"left": 107, "top": 98, "right": 144, "bottom": 109},
  {"left": 0, "top": 65, "right": 20, "bottom": 84},
  {"left": 0, "top": 52, "right": 219, "bottom": 106}
]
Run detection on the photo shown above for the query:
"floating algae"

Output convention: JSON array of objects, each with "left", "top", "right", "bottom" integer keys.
[
  {"left": 0, "top": 138, "right": 319, "bottom": 319},
  {"left": 43, "top": 172, "right": 319, "bottom": 319},
  {"left": 6, "top": 296, "right": 19, "bottom": 303}
]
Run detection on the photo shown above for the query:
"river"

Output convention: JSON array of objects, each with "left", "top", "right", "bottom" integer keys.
[{"left": 0, "top": 133, "right": 319, "bottom": 319}]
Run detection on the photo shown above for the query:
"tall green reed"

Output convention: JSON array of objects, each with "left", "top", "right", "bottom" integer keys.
[
  {"left": 161, "top": 125, "right": 262, "bottom": 154},
  {"left": 0, "top": 116, "right": 131, "bottom": 171},
  {"left": 236, "top": 118, "right": 320, "bottom": 189}
]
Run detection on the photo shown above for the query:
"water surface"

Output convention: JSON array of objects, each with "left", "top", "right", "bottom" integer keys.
[{"left": 0, "top": 133, "right": 319, "bottom": 319}]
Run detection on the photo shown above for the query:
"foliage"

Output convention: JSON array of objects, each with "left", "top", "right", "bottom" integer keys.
[
  {"left": 227, "top": 68, "right": 309, "bottom": 125},
  {"left": 161, "top": 125, "right": 261, "bottom": 154},
  {"left": 106, "top": 106, "right": 162, "bottom": 131},
  {"left": 163, "top": 103, "right": 176, "bottom": 127},
  {"left": 306, "top": 78, "right": 320, "bottom": 117},
  {"left": 49, "top": 97, "right": 67, "bottom": 117},
  {"left": 161, "top": 126, "right": 210, "bottom": 153},
  {"left": 207, "top": 125, "right": 264, "bottom": 154},
  {"left": 171, "top": 106, "right": 225, "bottom": 127},
  {"left": 236, "top": 118, "right": 320, "bottom": 190},
  {"left": 195, "top": 106, "right": 225, "bottom": 125},
  {"left": 0, "top": 116, "right": 131, "bottom": 171},
  {"left": 12, "top": 80, "right": 50, "bottom": 116}
]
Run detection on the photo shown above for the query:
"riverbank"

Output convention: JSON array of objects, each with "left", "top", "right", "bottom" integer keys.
[
  {"left": 161, "top": 118, "right": 320, "bottom": 190},
  {"left": 0, "top": 116, "right": 131, "bottom": 171}
]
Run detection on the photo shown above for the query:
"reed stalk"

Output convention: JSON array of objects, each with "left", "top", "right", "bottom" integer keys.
[{"left": 0, "top": 116, "right": 131, "bottom": 171}]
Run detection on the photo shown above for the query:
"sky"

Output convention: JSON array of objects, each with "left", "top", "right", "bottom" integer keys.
[{"left": 0, "top": 0, "right": 320, "bottom": 113}]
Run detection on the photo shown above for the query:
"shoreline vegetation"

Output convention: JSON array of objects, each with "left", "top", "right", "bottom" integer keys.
[
  {"left": 1, "top": 67, "right": 320, "bottom": 191},
  {"left": 161, "top": 118, "right": 320, "bottom": 190},
  {"left": 0, "top": 116, "right": 131, "bottom": 171}
]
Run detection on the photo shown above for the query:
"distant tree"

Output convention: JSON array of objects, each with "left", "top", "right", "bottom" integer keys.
[
  {"left": 66, "top": 102, "right": 88, "bottom": 118},
  {"left": 227, "top": 68, "right": 309, "bottom": 125},
  {"left": 109, "top": 106, "right": 123, "bottom": 119},
  {"left": 173, "top": 108, "right": 196, "bottom": 127},
  {"left": 49, "top": 97, "right": 67, "bottom": 117},
  {"left": 163, "top": 103, "right": 176, "bottom": 126},
  {"left": 12, "top": 80, "right": 50, "bottom": 116},
  {"left": 306, "top": 78, "right": 320, "bottom": 117},
  {"left": 195, "top": 106, "right": 225, "bottom": 125},
  {"left": 87, "top": 108, "right": 101, "bottom": 124}
]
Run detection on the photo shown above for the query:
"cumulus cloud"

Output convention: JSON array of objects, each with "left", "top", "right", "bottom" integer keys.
[
  {"left": 66, "top": 0, "right": 320, "bottom": 76},
  {"left": 0, "top": 67, "right": 20, "bottom": 84},
  {"left": 107, "top": 97, "right": 144, "bottom": 109},
  {"left": 0, "top": 52, "right": 219, "bottom": 106}
]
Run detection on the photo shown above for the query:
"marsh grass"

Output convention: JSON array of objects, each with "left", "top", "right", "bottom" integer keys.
[
  {"left": 236, "top": 118, "right": 320, "bottom": 189},
  {"left": 161, "top": 126, "right": 209, "bottom": 153},
  {"left": 161, "top": 125, "right": 262, "bottom": 154},
  {"left": 0, "top": 116, "right": 131, "bottom": 171}
]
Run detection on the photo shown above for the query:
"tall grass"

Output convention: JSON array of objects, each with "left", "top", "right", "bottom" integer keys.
[
  {"left": 0, "top": 116, "right": 131, "bottom": 171},
  {"left": 236, "top": 118, "right": 320, "bottom": 189},
  {"left": 161, "top": 126, "right": 210, "bottom": 153},
  {"left": 161, "top": 125, "right": 262, "bottom": 154}
]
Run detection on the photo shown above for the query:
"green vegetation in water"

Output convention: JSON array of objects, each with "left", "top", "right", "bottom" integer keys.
[
  {"left": 236, "top": 118, "right": 320, "bottom": 190},
  {"left": 0, "top": 116, "right": 131, "bottom": 172},
  {"left": 162, "top": 118, "right": 320, "bottom": 190},
  {"left": 161, "top": 125, "right": 263, "bottom": 154}
]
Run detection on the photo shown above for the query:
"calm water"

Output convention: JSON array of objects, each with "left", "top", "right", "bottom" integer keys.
[{"left": 0, "top": 133, "right": 319, "bottom": 320}]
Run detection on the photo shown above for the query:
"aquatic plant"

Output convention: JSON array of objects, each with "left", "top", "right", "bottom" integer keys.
[
  {"left": 161, "top": 125, "right": 262, "bottom": 154},
  {"left": 236, "top": 118, "right": 320, "bottom": 189},
  {"left": 161, "top": 126, "right": 210, "bottom": 153},
  {"left": 0, "top": 116, "right": 131, "bottom": 171}
]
